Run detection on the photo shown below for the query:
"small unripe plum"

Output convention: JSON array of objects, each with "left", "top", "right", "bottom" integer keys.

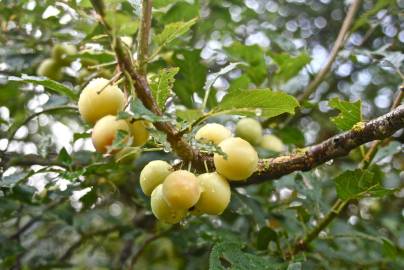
[
  {"left": 36, "top": 58, "right": 62, "bottom": 80},
  {"left": 260, "top": 134, "right": 285, "bottom": 152},
  {"left": 140, "top": 160, "right": 172, "bottom": 196},
  {"left": 214, "top": 137, "right": 258, "bottom": 181},
  {"left": 195, "top": 123, "right": 232, "bottom": 145},
  {"left": 78, "top": 78, "right": 126, "bottom": 124},
  {"left": 235, "top": 118, "right": 262, "bottom": 145},
  {"left": 52, "top": 43, "right": 77, "bottom": 66},
  {"left": 163, "top": 170, "right": 201, "bottom": 209},
  {"left": 91, "top": 115, "right": 130, "bottom": 153},
  {"left": 151, "top": 184, "right": 187, "bottom": 224},
  {"left": 130, "top": 120, "right": 150, "bottom": 146},
  {"left": 194, "top": 172, "right": 231, "bottom": 215}
]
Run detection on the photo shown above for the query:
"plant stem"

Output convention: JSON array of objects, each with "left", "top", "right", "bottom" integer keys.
[{"left": 298, "top": 0, "right": 362, "bottom": 102}]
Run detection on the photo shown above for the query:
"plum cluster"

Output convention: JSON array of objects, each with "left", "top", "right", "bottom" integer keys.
[
  {"left": 78, "top": 78, "right": 150, "bottom": 154},
  {"left": 141, "top": 118, "right": 284, "bottom": 224}
]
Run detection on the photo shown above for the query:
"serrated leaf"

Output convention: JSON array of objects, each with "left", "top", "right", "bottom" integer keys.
[
  {"left": 329, "top": 98, "right": 362, "bottom": 131},
  {"left": 118, "top": 99, "right": 169, "bottom": 122},
  {"left": 352, "top": 0, "right": 395, "bottom": 32},
  {"left": 105, "top": 12, "right": 139, "bottom": 35},
  {"left": 8, "top": 74, "right": 77, "bottom": 100},
  {"left": 57, "top": 147, "right": 72, "bottom": 166},
  {"left": 334, "top": 169, "right": 393, "bottom": 200},
  {"left": 150, "top": 67, "right": 179, "bottom": 111},
  {"left": 268, "top": 51, "right": 310, "bottom": 83},
  {"left": 173, "top": 50, "right": 207, "bottom": 107},
  {"left": 109, "top": 130, "right": 131, "bottom": 152},
  {"left": 176, "top": 109, "right": 203, "bottom": 122},
  {"left": 209, "top": 241, "right": 277, "bottom": 270},
  {"left": 216, "top": 89, "right": 299, "bottom": 118},
  {"left": 225, "top": 42, "right": 267, "bottom": 85},
  {"left": 154, "top": 18, "right": 197, "bottom": 47},
  {"left": 204, "top": 62, "right": 244, "bottom": 92}
]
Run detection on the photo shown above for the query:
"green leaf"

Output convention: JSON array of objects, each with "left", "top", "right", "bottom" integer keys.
[
  {"left": 228, "top": 75, "right": 251, "bottom": 93},
  {"left": 381, "top": 238, "right": 397, "bottom": 259},
  {"left": 225, "top": 42, "right": 267, "bottom": 85},
  {"left": 216, "top": 89, "right": 299, "bottom": 118},
  {"left": 154, "top": 18, "right": 197, "bottom": 47},
  {"left": 209, "top": 241, "right": 278, "bottom": 270},
  {"left": 118, "top": 99, "right": 169, "bottom": 122},
  {"left": 162, "top": 2, "right": 199, "bottom": 23},
  {"left": 274, "top": 127, "right": 305, "bottom": 147},
  {"left": 352, "top": 0, "right": 395, "bottom": 31},
  {"left": 176, "top": 109, "right": 203, "bottom": 122},
  {"left": 256, "top": 227, "right": 278, "bottom": 251},
  {"left": 80, "top": 188, "right": 98, "bottom": 209},
  {"left": 57, "top": 147, "right": 72, "bottom": 166},
  {"left": 105, "top": 12, "right": 139, "bottom": 35},
  {"left": 153, "top": 0, "right": 180, "bottom": 8},
  {"left": 109, "top": 130, "right": 131, "bottom": 152},
  {"left": 329, "top": 98, "right": 362, "bottom": 131},
  {"left": 8, "top": 74, "right": 77, "bottom": 100},
  {"left": 173, "top": 50, "right": 207, "bottom": 107},
  {"left": 204, "top": 62, "right": 244, "bottom": 92},
  {"left": 150, "top": 67, "right": 179, "bottom": 111},
  {"left": 268, "top": 51, "right": 310, "bottom": 83},
  {"left": 334, "top": 169, "right": 392, "bottom": 200}
]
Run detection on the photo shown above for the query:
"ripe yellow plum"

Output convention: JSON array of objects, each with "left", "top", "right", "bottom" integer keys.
[
  {"left": 235, "top": 118, "right": 262, "bottom": 145},
  {"left": 91, "top": 115, "right": 129, "bottom": 153},
  {"left": 78, "top": 78, "right": 126, "bottom": 124},
  {"left": 163, "top": 170, "right": 201, "bottom": 209},
  {"left": 214, "top": 137, "right": 258, "bottom": 181},
  {"left": 260, "top": 134, "right": 285, "bottom": 152},
  {"left": 130, "top": 120, "right": 150, "bottom": 147},
  {"left": 195, "top": 123, "right": 232, "bottom": 145},
  {"left": 151, "top": 185, "right": 187, "bottom": 224},
  {"left": 36, "top": 59, "right": 62, "bottom": 80},
  {"left": 194, "top": 172, "right": 231, "bottom": 215},
  {"left": 140, "top": 160, "right": 172, "bottom": 196}
]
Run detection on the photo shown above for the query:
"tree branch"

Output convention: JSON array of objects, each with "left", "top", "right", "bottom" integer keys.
[
  {"left": 137, "top": 0, "right": 152, "bottom": 74},
  {"left": 4, "top": 106, "right": 78, "bottom": 152},
  {"left": 298, "top": 0, "right": 362, "bottom": 101},
  {"left": 288, "top": 89, "right": 404, "bottom": 256},
  {"left": 90, "top": 0, "right": 204, "bottom": 168},
  {"left": 234, "top": 104, "right": 404, "bottom": 186}
]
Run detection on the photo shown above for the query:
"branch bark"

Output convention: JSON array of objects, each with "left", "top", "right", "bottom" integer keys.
[
  {"left": 5, "top": 106, "right": 404, "bottom": 186},
  {"left": 137, "top": 0, "right": 153, "bottom": 74},
  {"left": 234, "top": 105, "right": 404, "bottom": 186}
]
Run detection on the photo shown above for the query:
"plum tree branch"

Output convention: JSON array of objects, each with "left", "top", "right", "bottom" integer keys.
[
  {"left": 234, "top": 104, "right": 404, "bottom": 186},
  {"left": 89, "top": 0, "right": 205, "bottom": 168},
  {"left": 298, "top": 0, "right": 362, "bottom": 102},
  {"left": 288, "top": 88, "right": 403, "bottom": 257},
  {"left": 137, "top": 0, "right": 152, "bottom": 74},
  {"left": 5, "top": 106, "right": 404, "bottom": 187}
]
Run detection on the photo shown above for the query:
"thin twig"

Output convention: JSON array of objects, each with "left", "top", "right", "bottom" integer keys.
[
  {"left": 298, "top": 0, "right": 362, "bottom": 101},
  {"left": 137, "top": 0, "right": 153, "bottom": 74},
  {"left": 129, "top": 227, "right": 175, "bottom": 269},
  {"left": 4, "top": 106, "right": 78, "bottom": 152}
]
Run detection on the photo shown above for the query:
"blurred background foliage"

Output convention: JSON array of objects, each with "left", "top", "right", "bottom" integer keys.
[{"left": 0, "top": 0, "right": 403, "bottom": 269}]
